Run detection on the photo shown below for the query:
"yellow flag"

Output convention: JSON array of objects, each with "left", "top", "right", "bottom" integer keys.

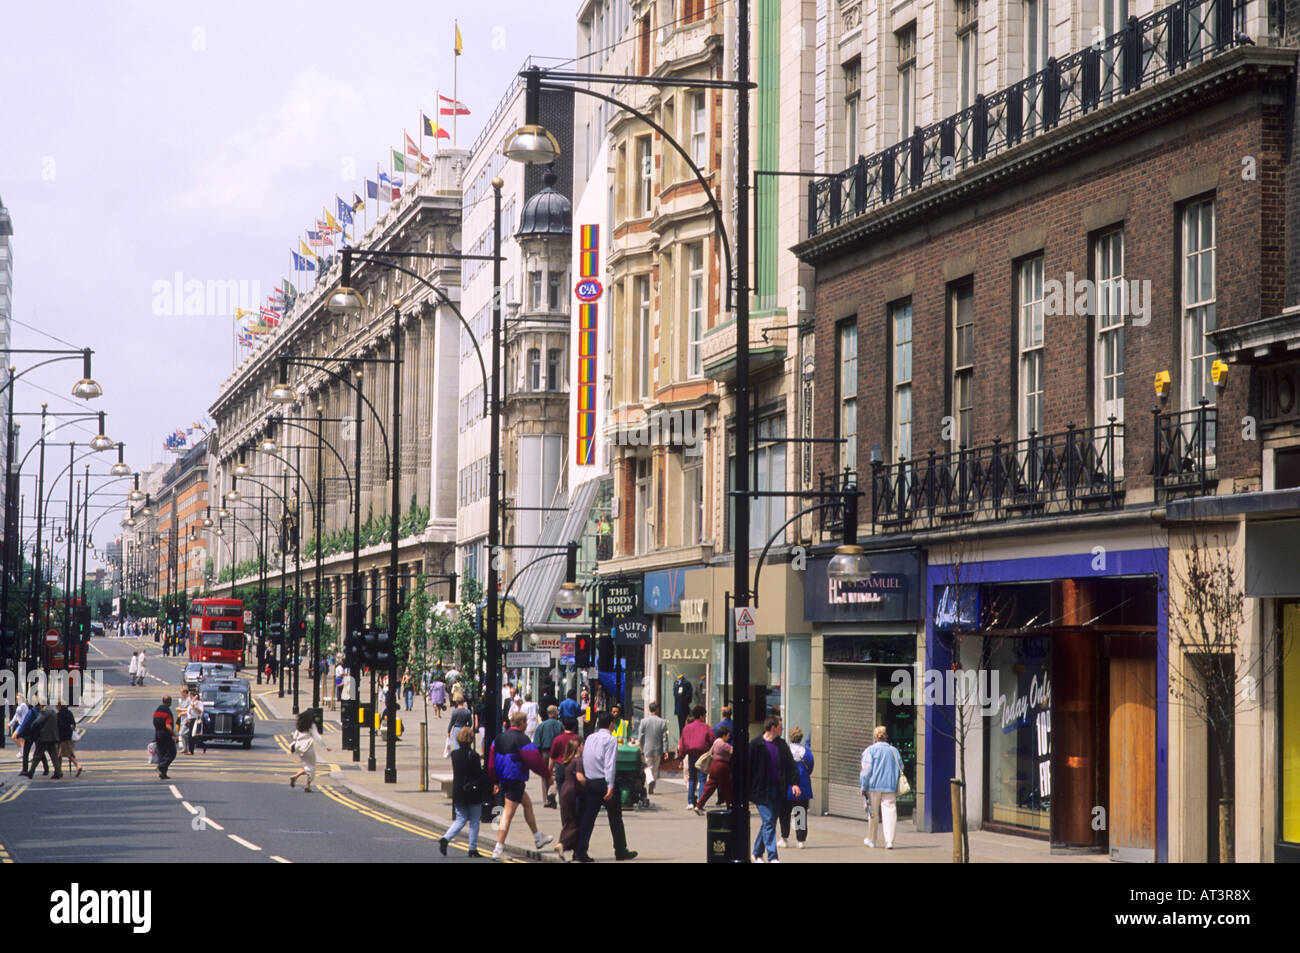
[
  {"left": 235, "top": 307, "right": 257, "bottom": 319},
  {"left": 300, "top": 239, "right": 318, "bottom": 260},
  {"left": 326, "top": 209, "right": 340, "bottom": 231},
  {"left": 455, "top": 23, "right": 462, "bottom": 55}
]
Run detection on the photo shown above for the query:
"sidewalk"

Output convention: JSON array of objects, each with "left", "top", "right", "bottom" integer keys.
[{"left": 257, "top": 685, "right": 1107, "bottom": 864}]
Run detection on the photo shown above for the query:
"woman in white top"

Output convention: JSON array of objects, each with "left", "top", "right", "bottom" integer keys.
[
  {"left": 288, "top": 711, "right": 329, "bottom": 793},
  {"left": 8, "top": 695, "right": 28, "bottom": 756},
  {"left": 176, "top": 689, "right": 192, "bottom": 751},
  {"left": 136, "top": 653, "right": 148, "bottom": 686},
  {"left": 521, "top": 694, "right": 540, "bottom": 740},
  {"left": 187, "top": 692, "right": 205, "bottom": 754}
]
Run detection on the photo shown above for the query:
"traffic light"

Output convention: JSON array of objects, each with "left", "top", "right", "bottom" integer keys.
[
  {"left": 596, "top": 635, "right": 613, "bottom": 671},
  {"left": 574, "top": 633, "right": 591, "bottom": 668},
  {"left": 374, "top": 630, "right": 392, "bottom": 669},
  {"left": 344, "top": 630, "right": 363, "bottom": 671},
  {"left": 76, "top": 605, "right": 92, "bottom": 641},
  {"left": 361, "top": 629, "right": 378, "bottom": 667},
  {"left": 267, "top": 621, "right": 284, "bottom": 645},
  {"left": 0, "top": 629, "right": 15, "bottom": 668}
]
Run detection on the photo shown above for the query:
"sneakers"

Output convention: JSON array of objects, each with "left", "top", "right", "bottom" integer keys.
[
  {"left": 438, "top": 837, "right": 448, "bottom": 857},
  {"left": 776, "top": 837, "right": 787, "bottom": 848},
  {"left": 864, "top": 838, "right": 875, "bottom": 847},
  {"left": 752, "top": 854, "right": 766, "bottom": 863},
  {"left": 534, "top": 831, "right": 553, "bottom": 849},
  {"left": 769, "top": 858, "right": 781, "bottom": 863},
  {"left": 492, "top": 843, "right": 504, "bottom": 860},
  {"left": 797, "top": 842, "right": 806, "bottom": 849},
  {"left": 886, "top": 843, "right": 894, "bottom": 849}
]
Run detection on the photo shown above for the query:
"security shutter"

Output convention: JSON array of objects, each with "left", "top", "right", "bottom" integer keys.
[{"left": 827, "top": 666, "right": 876, "bottom": 818}]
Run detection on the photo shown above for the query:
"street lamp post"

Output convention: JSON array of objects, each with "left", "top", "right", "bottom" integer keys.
[{"left": 505, "top": 14, "right": 754, "bottom": 854}]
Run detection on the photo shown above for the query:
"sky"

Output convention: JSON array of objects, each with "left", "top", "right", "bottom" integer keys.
[{"left": 0, "top": 0, "right": 581, "bottom": 567}]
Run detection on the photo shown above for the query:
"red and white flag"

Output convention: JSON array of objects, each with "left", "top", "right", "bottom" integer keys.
[
  {"left": 404, "top": 133, "right": 430, "bottom": 164},
  {"left": 438, "top": 93, "right": 470, "bottom": 117}
]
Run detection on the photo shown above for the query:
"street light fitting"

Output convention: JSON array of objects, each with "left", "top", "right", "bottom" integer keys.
[
  {"left": 128, "top": 473, "right": 144, "bottom": 501},
  {"left": 203, "top": 507, "right": 213, "bottom": 528},
  {"left": 89, "top": 411, "right": 115, "bottom": 451},
  {"left": 109, "top": 442, "right": 131, "bottom": 476},
  {"left": 225, "top": 477, "right": 241, "bottom": 503},
  {"left": 553, "top": 581, "right": 584, "bottom": 617},
  {"left": 233, "top": 448, "right": 251, "bottom": 477},
  {"left": 326, "top": 285, "right": 365, "bottom": 316},
  {"left": 71, "top": 349, "right": 103, "bottom": 400},
  {"left": 503, "top": 125, "right": 561, "bottom": 165},
  {"left": 217, "top": 506, "right": 230, "bottom": 520},
  {"left": 266, "top": 356, "right": 297, "bottom": 405},
  {"left": 826, "top": 544, "right": 871, "bottom": 582},
  {"left": 140, "top": 494, "right": 154, "bottom": 518}
]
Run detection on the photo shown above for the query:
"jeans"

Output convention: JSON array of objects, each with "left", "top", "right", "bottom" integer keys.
[
  {"left": 404, "top": 688, "right": 414, "bottom": 710},
  {"left": 444, "top": 802, "right": 481, "bottom": 851},
  {"left": 753, "top": 792, "right": 779, "bottom": 860},
  {"left": 687, "top": 761, "right": 707, "bottom": 803}
]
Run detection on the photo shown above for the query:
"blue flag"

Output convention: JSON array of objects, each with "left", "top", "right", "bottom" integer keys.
[
  {"left": 336, "top": 195, "right": 354, "bottom": 226},
  {"left": 366, "top": 178, "right": 379, "bottom": 200},
  {"left": 292, "top": 251, "right": 315, "bottom": 272}
]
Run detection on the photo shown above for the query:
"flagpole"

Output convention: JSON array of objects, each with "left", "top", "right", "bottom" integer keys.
[{"left": 453, "top": 21, "right": 459, "bottom": 148}]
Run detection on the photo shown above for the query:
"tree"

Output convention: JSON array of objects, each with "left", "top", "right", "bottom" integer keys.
[{"left": 1161, "top": 527, "right": 1285, "bottom": 863}]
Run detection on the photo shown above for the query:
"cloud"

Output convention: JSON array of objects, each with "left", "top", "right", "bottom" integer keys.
[{"left": 169, "top": 68, "right": 363, "bottom": 222}]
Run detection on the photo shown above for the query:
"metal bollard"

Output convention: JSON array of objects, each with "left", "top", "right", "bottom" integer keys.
[{"left": 420, "top": 721, "right": 428, "bottom": 792}]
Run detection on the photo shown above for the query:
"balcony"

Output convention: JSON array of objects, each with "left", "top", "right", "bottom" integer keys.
[
  {"left": 806, "top": 0, "right": 1247, "bottom": 238},
  {"left": 701, "top": 312, "right": 789, "bottom": 383},
  {"left": 869, "top": 421, "right": 1126, "bottom": 533},
  {"left": 1154, "top": 403, "right": 1217, "bottom": 497}
]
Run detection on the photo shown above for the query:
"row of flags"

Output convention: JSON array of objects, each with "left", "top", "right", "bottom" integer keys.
[
  {"left": 163, "top": 422, "right": 210, "bottom": 453},
  {"left": 239, "top": 23, "right": 471, "bottom": 361}
]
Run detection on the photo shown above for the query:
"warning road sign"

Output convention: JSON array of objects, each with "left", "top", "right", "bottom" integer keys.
[{"left": 733, "top": 606, "right": 756, "bottom": 643}]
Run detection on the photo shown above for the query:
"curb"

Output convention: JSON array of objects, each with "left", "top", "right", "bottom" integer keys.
[{"left": 329, "top": 773, "right": 560, "bottom": 863}]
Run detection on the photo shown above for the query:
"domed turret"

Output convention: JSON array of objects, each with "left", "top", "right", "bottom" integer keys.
[{"left": 516, "top": 170, "right": 571, "bottom": 239}]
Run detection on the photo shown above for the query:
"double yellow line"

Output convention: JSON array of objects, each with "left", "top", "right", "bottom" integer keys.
[
  {"left": 316, "top": 783, "right": 519, "bottom": 861},
  {"left": 0, "top": 781, "right": 28, "bottom": 805}
]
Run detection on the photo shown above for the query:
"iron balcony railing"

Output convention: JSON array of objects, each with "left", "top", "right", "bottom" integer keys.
[
  {"left": 808, "top": 0, "right": 1246, "bottom": 237},
  {"left": 869, "top": 420, "right": 1125, "bottom": 532},
  {"left": 1153, "top": 402, "right": 1217, "bottom": 496},
  {"left": 818, "top": 469, "right": 857, "bottom": 539}
]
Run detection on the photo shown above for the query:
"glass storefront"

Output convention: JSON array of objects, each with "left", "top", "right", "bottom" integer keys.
[
  {"left": 1282, "top": 602, "right": 1300, "bottom": 848},
  {"left": 985, "top": 636, "right": 1053, "bottom": 832}
]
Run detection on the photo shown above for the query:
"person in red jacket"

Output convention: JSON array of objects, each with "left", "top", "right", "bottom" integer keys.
[{"left": 676, "top": 705, "right": 714, "bottom": 808}]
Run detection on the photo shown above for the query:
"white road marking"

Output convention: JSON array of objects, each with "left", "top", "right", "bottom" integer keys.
[
  {"left": 199, "top": 818, "right": 224, "bottom": 831},
  {"left": 228, "top": 834, "right": 262, "bottom": 851},
  {"left": 169, "top": 784, "right": 183, "bottom": 799},
  {"left": 89, "top": 642, "right": 105, "bottom": 657},
  {"left": 270, "top": 855, "right": 291, "bottom": 863},
  {"left": 182, "top": 801, "right": 198, "bottom": 815}
]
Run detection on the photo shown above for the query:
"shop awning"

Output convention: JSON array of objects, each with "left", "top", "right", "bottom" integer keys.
[{"left": 514, "top": 477, "right": 600, "bottom": 629}]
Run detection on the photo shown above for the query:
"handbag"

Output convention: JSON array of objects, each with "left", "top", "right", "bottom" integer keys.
[
  {"left": 895, "top": 749, "right": 911, "bottom": 796},
  {"left": 147, "top": 741, "right": 158, "bottom": 765},
  {"left": 694, "top": 750, "right": 712, "bottom": 772}
]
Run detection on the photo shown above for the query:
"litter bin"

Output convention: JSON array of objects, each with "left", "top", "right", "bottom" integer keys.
[
  {"left": 706, "top": 809, "right": 733, "bottom": 863},
  {"left": 340, "top": 700, "right": 359, "bottom": 750},
  {"left": 615, "top": 744, "right": 646, "bottom": 808}
]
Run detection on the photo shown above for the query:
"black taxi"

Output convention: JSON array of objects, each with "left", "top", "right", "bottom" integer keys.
[{"left": 197, "top": 678, "right": 255, "bottom": 748}]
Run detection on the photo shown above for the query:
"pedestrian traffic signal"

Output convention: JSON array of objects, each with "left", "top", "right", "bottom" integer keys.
[
  {"left": 596, "top": 634, "right": 613, "bottom": 670},
  {"left": 374, "top": 630, "right": 392, "bottom": 669},
  {"left": 574, "top": 634, "right": 591, "bottom": 668}
]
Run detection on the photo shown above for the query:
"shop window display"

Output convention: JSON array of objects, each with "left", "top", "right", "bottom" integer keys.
[{"left": 986, "top": 636, "right": 1052, "bottom": 831}]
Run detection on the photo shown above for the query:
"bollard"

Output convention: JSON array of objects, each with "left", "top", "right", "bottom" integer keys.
[
  {"left": 420, "top": 721, "right": 428, "bottom": 792},
  {"left": 951, "top": 778, "right": 965, "bottom": 863}
]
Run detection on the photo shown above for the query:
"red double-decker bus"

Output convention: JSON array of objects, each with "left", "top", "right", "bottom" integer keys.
[{"left": 188, "top": 598, "right": 246, "bottom": 668}]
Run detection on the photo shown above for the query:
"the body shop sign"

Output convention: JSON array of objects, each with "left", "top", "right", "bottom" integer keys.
[{"left": 600, "top": 578, "right": 641, "bottom": 627}]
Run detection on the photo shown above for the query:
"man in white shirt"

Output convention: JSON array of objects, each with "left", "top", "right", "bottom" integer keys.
[
  {"left": 128, "top": 652, "right": 139, "bottom": 686},
  {"left": 575, "top": 712, "right": 637, "bottom": 863}
]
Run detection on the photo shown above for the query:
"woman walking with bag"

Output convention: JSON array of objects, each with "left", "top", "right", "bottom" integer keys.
[
  {"left": 779, "top": 726, "right": 814, "bottom": 848},
  {"left": 860, "top": 725, "right": 906, "bottom": 849},
  {"left": 693, "top": 724, "right": 733, "bottom": 813},
  {"left": 554, "top": 735, "right": 584, "bottom": 862},
  {"left": 289, "top": 711, "right": 329, "bottom": 793},
  {"left": 438, "top": 726, "right": 486, "bottom": 858}
]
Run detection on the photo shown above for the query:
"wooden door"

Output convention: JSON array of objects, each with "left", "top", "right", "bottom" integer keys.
[{"left": 1108, "top": 655, "right": 1156, "bottom": 862}]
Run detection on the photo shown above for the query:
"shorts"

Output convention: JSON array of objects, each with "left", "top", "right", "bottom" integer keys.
[{"left": 499, "top": 779, "right": 527, "bottom": 803}]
